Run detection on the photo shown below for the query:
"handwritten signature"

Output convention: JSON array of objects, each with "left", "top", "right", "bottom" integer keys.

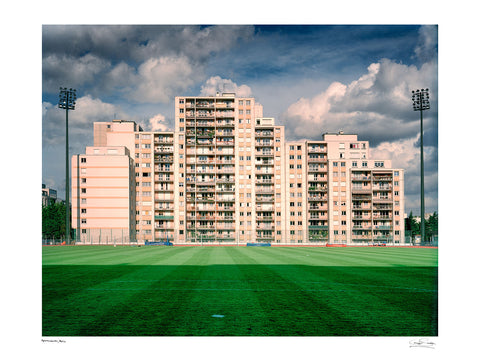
[
  {"left": 42, "top": 339, "right": 66, "bottom": 344},
  {"left": 409, "top": 338, "right": 435, "bottom": 349}
]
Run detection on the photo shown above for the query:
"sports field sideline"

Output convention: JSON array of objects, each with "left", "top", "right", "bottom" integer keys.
[{"left": 42, "top": 246, "right": 438, "bottom": 336}]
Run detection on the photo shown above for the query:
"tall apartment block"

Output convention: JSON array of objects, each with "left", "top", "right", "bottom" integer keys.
[{"left": 72, "top": 93, "right": 404, "bottom": 245}]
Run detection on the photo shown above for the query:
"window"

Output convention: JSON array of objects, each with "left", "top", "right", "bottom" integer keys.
[
  {"left": 362, "top": 161, "right": 368, "bottom": 167},
  {"left": 81, "top": 158, "right": 86, "bottom": 163},
  {"left": 81, "top": 209, "right": 86, "bottom": 214},
  {"left": 81, "top": 219, "right": 86, "bottom": 224}
]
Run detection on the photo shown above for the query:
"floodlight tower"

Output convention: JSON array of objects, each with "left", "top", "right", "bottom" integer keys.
[
  {"left": 412, "top": 88, "right": 430, "bottom": 244},
  {"left": 59, "top": 87, "right": 77, "bottom": 245}
]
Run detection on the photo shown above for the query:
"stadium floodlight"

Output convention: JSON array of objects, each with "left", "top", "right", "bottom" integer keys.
[
  {"left": 412, "top": 88, "right": 430, "bottom": 244},
  {"left": 59, "top": 87, "right": 77, "bottom": 245}
]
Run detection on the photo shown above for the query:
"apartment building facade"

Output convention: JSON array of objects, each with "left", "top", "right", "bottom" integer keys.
[{"left": 72, "top": 93, "right": 404, "bottom": 245}]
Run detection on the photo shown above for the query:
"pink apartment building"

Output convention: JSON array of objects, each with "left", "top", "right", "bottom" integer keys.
[
  {"left": 72, "top": 93, "right": 405, "bottom": 245},
  {"left": 72, "top": 146, "right": 136, "bottom": 244}
]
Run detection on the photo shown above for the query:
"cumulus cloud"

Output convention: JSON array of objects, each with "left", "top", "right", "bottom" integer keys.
[
  {"left": 282, "top": 57, "right": 437, "bottom": 146},
  {"left": 129, "top": 56, "right": 203, "bottom": 103},
  {"left": 42, "top": 25, "right": 255, "bottom": 100},
  {"left": 42, "top": 95, "right": 127, "bottom": 148},
  {"left": 200, "top": 76, "right": 253, "bottom": 97},
  {"left": 148, "top": 114, "right": 171, "bottom": 132}
]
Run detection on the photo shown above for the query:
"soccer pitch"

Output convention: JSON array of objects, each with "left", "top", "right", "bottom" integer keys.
[{"left": 42, "top": 246, "right": 438, "bottom": 336}]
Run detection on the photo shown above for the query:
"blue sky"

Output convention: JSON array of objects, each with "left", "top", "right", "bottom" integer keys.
[{"left": 42, "top": 24, "right": 438, "bottom": 214}]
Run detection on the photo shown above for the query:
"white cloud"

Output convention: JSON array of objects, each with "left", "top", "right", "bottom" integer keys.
[
  {"left": 148, "top": 114, "right": 170, "bottom": 132},
  {"left": 282, "top": 58, "right": 437, "bottom": 145},
  {"left": 200, "top": 76, "right": 253, "bottom": 97},
  {"left": 42, "top": 95, "right": 127, "bottom": 148},
  {"left": 129, "top": 56, "right": 203, "bottom": 103}
]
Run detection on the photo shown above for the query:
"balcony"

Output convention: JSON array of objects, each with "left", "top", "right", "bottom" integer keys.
[
  {"left": 195, "top": 101, "right": 214, "bottom": 108},
  {"left": 372, "top": 185, "right": 392, "bottom": 191},
  {"left": 154, "top": 137, "right": 173, "bottom": 144},
  {"left": 256, "top": 215, "right": 273, "bottom": 221},
  {"left": 216, "top": 167, "right": 235, "bottom": 174},
  {"left": 256, "top": 196, "right": 274, "bottom": 203},
  {"left": 155, "top": 215, "right": 174, "bottom": 220},
  {"left": 256, "top": 224, "right": 274, "bottom": 230},
  {"left": 308, "top": 196, "right": 328, "bottom": 202},
  {"left": 352, "top": 225, "right": 372, "bottom": 230},
  {"left": 308, "top": 157, "right": 327, "bottom": 163},
  {"left": 255, "top": 187, "right": 274, "bottom": 193},
  {"left": 352, "top": 187, "right": 371, "bottom": 193},
  {"left": 307, "top": 147, "right": 327, "bottom": 153},
  {"left": 217, "top": 177, "right": 235, "bottom": 183},
  {"left": 255, "top": 151, "right": 274, "bottom": 157},
  {"left": 255, "top": 131, "right": 274, "bottom": 137},
  {"left": 373, "top": 196, "right": 392, "bottom": 202},
  {"left": 154, "top": 146, "right": 174, "bottom": 154},
  {"left": 308, "top": 205, "right": 328, "bottom": 211},
  {"left": 216, "top": 120, "right": 235, "bottom": 127},
  {"left": 372, "top": 175, "right": 393, "bottom": 181},
  {"left": 308, "top": 225, "right": 328, "bottom": 230},
  {"left": 155, "top": 156, "right": 173, "bottom": 163},
  {"left": 216, "top": 187, "right": 235, "bottom": 192},
  {"left": 215, "top": 102, "right": 234, "bottom": 108},
  {"left": 351, "top": 175, "right": 371, "bottom": 181}
]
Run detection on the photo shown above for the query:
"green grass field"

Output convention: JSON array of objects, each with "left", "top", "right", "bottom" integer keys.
[{"left": 43, "top": 246, "right": 438, "bottom": 336}]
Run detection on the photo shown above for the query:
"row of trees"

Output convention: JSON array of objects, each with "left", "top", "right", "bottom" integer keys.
[
  {"left": 405, "top": 211, "right": 438, "bottom": 240},
  {"left": 42, "top": 202, "right": 70, "bottom": 240}
]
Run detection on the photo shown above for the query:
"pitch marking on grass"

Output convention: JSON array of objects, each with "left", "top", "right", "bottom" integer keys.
[{"left": 211, "top": 314, "right": 225, "bottom": 318}]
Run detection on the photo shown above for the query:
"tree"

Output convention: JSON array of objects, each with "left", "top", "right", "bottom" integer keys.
[
  {"left": 405, "top": 211, "right": 420, "bottom": 235},
  {"left": 425, "top": 211, "right": 438, "bottom": 241},
  {"left": 42, "top": 202, "right": 67, "bottom": 239}
]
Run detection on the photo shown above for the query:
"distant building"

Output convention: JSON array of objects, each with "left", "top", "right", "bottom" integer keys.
[{"left": 42, "top": 184, "right": 57, "bottom": 206}]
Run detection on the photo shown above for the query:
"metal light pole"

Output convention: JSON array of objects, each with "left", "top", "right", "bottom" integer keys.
[
  {"left": 59, "top": 87, "right": 77, "bottom": 245},
  {"left": 412, "top": 88, "right": 430, "bottom": 244}
]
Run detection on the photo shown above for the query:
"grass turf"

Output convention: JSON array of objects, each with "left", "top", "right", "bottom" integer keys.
[{"left": 42, "top": 246, "right": 437, "bottom": 336}]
